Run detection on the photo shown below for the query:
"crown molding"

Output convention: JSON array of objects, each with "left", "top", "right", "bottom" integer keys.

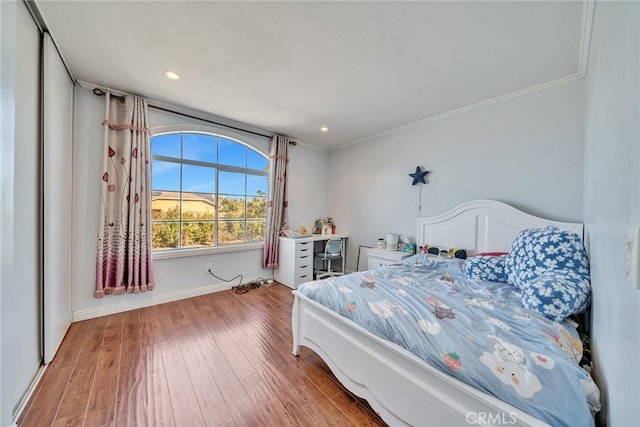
[
  {"left": 336, "top": 73, "right": 584, "bottom": 151},
  {"left": 333, "top": 1, "right": 596, "bottom": 152},
  {"left": 579, "top": 1, "right": 595, "bottom": 78}
]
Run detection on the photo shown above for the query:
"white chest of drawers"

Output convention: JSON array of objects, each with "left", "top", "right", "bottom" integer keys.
[
  {"left": 367, "top": 248, "right": 412, "bottom": 270},
  {"left": 274, "top": 237, "right": 314, "bottom": 289}
]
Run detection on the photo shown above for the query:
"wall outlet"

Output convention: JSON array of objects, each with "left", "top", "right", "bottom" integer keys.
[{"left": 206, "top": 263, "right": 214, "bottom": 273}]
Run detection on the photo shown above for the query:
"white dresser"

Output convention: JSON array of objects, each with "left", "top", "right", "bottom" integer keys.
[
  {"left": 367, "top": 248, "right": 412, "bottom": 269},
  {"left": 274, "top": 237, "right": 314, "bottom": 289}
]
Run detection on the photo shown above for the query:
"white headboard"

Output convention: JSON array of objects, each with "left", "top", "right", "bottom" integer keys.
[{"left": 417, "top": 200, "right": 583, "bottom": 256}]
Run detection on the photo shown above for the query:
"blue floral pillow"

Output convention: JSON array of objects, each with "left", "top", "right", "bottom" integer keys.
[
  {"left": 504, "top": 226, "right": 590, "bottom": 289},
  {"left": 504, "top": 226, "right": 591, "bottom": 321},
  {"left": 521, "top": 270, "right": 591, "bottom": 322},
  {"left": 463, "top": 255, "right": 508, "bottom": 283}
]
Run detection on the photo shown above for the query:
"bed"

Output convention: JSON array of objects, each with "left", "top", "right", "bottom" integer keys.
[{"left": 291, "top": 200, "right": 599, "bottom": 427}]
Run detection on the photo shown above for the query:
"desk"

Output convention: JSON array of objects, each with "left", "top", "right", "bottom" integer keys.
[{"left": 275, "top": 234, "right": 348, "bottom": 289}]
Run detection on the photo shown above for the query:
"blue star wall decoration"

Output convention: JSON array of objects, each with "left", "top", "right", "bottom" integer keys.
[{"left": 409, "top": 166, "right": 430, "bottom": 185}]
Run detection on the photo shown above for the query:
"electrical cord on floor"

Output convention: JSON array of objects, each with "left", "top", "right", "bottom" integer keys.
[
  {"left": 208, "top": 269, "right": 269, "bottom": 294},
  {"left": 207, "top": 268, "right": 246, "bottom": 293},
  {"left": 234, "top": 276, "right": 270, "bottom": 294}
]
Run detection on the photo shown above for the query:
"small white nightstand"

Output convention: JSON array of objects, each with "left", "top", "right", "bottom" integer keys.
[{"left": 367, "top": 248, "right": 412, "bottom": 270}]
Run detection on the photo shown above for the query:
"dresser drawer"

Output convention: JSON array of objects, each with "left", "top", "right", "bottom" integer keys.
[
  {"left": 296, "top": 252, "right": 313, "bottom": 266},
  {"left": 367, "top": 248, "right": 412, "bottom": 270},
  {"left": 295, "top": 240, "right": 313, "bottom": 256},
  {"left": 295, "top": 256, "right": 313, "bottom": 272},
  {"left": 295, "top": 263, "right": 313, "bottom": 284},
  {"left": 368, "top": 256, "right": 397, "bottom": 269}
]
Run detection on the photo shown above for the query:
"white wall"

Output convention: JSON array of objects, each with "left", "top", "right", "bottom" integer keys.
[
  {"left": 286, "top": 142, "right": 329, "bottom": 232},
  {"left": 0, "top": 1, "right": 42, "bottom": 424},
  {"left": 71, "top": 88, "right": 328, "bottom": 319},
  {"left": 329, "top": 80, "right": 585, "bottom": 271},
  {"left": 584, "top": 2, "right": 640, "bottom": 426}
]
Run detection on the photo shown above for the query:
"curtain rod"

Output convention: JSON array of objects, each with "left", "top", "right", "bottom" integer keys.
[{"left": 91, "top": 87, "right": 297, "bottom": 145}]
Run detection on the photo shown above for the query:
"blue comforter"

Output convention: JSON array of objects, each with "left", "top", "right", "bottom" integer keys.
[{"left": 297, "top": 254, "right": 599, "bottom": 427}]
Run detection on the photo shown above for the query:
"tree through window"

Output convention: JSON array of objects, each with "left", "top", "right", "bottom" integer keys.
[{"left": 150, "top": 132, "right": 268, "bottom": 250}]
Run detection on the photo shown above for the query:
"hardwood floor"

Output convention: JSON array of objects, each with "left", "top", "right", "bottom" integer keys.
[{"left": 18, "top": 283, "right": 387, "bottom": 427}]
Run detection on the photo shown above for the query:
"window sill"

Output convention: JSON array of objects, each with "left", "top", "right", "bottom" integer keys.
[{"left": 152, "top": 242, "right": 263, "bottom": 260}]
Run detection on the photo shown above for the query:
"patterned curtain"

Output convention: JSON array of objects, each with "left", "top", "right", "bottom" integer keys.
[
  {"left": 262, "top": 135, "right": 290, "bottom": 269},
  {"left": 95, "top": 91, "right": 155, "bottom": 297}
]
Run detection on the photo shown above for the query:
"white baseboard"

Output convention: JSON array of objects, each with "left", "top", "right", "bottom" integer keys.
[{"left": 72, "top": 277, "right": 265, "bottom": 321}]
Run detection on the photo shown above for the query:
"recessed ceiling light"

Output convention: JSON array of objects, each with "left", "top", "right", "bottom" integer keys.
[
  {"left": 164, "top": 70, "right": 180, "bottom": 80},
  {"left": 320, "top": 126, "right": 329, "bottom": 132}
]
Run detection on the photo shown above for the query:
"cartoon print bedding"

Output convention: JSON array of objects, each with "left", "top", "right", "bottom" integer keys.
[{"left": 297, "top": 254, "right": 600, "bottom": 427}]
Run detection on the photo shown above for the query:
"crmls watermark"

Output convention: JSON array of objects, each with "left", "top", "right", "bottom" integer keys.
[{"left": 465, "top": 411, "right": 518, "bottom": 425}]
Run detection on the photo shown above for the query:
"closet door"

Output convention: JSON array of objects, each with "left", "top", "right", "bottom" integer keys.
[
  {"left": 2, "top": 1, "right": 44, "bottom": 422},
  {"left": 42, "top": 33, "right": 73, "bottom": 363}
]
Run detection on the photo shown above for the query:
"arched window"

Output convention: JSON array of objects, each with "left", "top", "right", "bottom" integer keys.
[{"left": 150, "top": 132, "right": 268, "bottom": 250}]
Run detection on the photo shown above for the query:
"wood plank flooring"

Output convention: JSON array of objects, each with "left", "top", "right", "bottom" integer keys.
[{"left": 18, "top": 283, "right": 387, "bottom": 427}]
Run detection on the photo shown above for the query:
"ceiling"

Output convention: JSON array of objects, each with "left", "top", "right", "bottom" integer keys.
[{"left": 35, "top": 1, "right": 588, "bottom": 150}]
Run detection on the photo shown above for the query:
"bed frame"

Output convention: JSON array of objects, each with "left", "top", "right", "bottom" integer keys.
[{"left": 291, "top": 200, "right": 584, "bottom": 427}]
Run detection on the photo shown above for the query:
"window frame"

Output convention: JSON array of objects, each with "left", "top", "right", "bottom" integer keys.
[{"left": 150, "top": 126, "right": 269, "bottom": 259}]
